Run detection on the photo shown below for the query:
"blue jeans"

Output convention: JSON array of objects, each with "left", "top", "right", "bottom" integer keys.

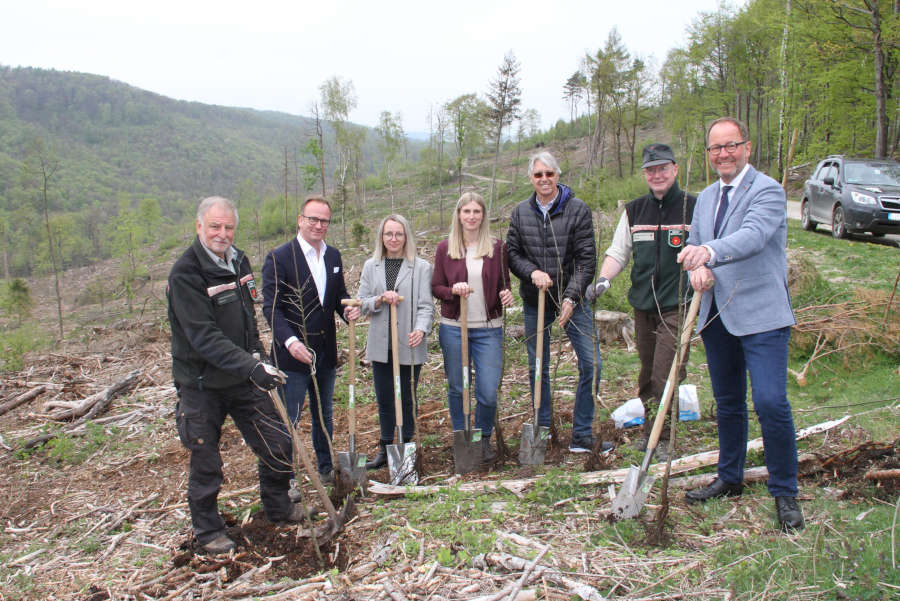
[
  {"left": 701, "top": 306, "right": 798, "bottom": 497},
  {"left": 523, "top": 300, "right": 600, "bottom": 440},
  {"left": 281, "top": 367, "right": 335, "bottom": 475},
  {"left": 439, "top": 324, "right": 504, "bottom": 437}
]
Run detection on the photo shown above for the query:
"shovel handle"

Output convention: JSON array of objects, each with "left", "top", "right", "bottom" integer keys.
[
  {"left": 533, "top": 288, "right": 546, "bottom": 417},
  {"left": 342, "top": 300, "right": 359, "bottom": 437},
  {"left": 389, "top": 301, "right": 403, "bottom": 438},
  {"left": 645, "top": 288, "right": 706, "bottom": 452},
  {"left": 458, "top": 295, "right": 470, "bottom": 424}
]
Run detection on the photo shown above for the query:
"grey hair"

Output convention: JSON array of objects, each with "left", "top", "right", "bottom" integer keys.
[
  {"left": 527, "top": 151, "right": 561, "bottom": 177},
  {"left": 196, "top": 196, "right": 239, "bottom": 227},
  {"left": 373, "top": 213, "right": 417, "bottom": 262}
]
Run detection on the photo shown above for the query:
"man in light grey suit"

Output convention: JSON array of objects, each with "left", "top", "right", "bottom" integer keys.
[{"left": 677, "top": 117, "right": 803, "bottom": 532}]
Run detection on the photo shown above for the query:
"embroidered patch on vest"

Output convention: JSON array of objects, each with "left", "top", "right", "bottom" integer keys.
[{"left": 667, "top": 228, "right": 686, "bottom": 248}]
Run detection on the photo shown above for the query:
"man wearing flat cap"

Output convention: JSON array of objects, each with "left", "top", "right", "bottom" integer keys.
[{"left": 585, "top": 143, "right": 696, "bottom": 446}]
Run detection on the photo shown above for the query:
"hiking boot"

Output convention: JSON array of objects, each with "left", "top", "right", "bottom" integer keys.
[
  {"left": 481, "top": 437, "right": 497, "bottom": 467},
  {"left": 201, "top": 534, "right": 236, "bottom": 554},
  {"left": 365, "top": 442, "right": 388, "bottom": 470},
  {"left": 568, "top": 436, "right": 594, "bottom": 454},
  {"left": 319, "top": 470, "right": 334, "bottom": 486}
]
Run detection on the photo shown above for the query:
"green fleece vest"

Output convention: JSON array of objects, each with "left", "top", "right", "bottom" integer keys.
[{"left": 624, "top": 184, "right": 696, "bottom": 312}]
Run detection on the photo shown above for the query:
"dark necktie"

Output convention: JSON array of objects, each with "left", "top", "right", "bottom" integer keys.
[{"left": 714, "top": 185, "right": 733, "bottom": 238}]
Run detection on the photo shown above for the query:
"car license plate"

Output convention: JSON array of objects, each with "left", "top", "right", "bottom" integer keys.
[{"left": 889, "top": 213, "right": 900, "bottom": 221}]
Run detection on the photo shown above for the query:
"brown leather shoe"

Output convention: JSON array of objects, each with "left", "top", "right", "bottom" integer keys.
[
  {"left": 685, "top": 478, "right": 743, "bottom": 503},
  {"left": 775, "top": 496, "right": 804, "bottom": 532}
]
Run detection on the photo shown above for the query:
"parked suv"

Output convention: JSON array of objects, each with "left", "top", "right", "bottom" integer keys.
[{"left": 801, "top": 156, "right": 900, "bottom": 238}]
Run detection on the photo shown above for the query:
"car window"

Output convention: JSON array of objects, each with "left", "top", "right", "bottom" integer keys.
[
  {"left": 845, "top": 163, "right": 900, "bottom": 186},
  {"left": 813, "top": 163, "right": 830, "bottom": 181}
]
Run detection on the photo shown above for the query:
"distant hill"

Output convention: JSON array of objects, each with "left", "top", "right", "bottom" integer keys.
[{"left": 0, "top": 66, "right": 393, "bottom": 215}]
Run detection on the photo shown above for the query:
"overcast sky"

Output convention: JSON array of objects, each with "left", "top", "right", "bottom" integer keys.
[{"left": 2, "top": 0, "right": 730, "bottom": 133}]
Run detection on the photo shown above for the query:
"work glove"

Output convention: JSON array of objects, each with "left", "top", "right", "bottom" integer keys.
[
  {"left": 250, "top": 362, "right": 287, "bottom": 391},
  {"left": 585, "top": 277, "right": 610, "bottom": 302}
]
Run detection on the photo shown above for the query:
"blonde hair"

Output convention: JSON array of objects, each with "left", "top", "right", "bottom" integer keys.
[
  {"left": 373, "top": 214, "right": 417, "bottom": 261},
  {"left": 447, "top": 192, "right": 494, "bottom": 260}
]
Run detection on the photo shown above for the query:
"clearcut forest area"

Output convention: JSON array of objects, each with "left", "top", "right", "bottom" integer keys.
[{"left": 1, "top": 1, "right": 899, "bottom": 599}]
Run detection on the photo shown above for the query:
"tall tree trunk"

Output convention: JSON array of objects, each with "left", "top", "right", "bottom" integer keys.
[
  {"left": 777, "top": 0, "right": 790, "bottom": 178},
  {"left": 869, "top": 1, "right": 888, "bottom": 157}
]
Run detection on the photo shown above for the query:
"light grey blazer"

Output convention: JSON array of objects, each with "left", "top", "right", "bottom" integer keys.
[
  {"left": 357, "top": 256, "right": 434, "bottom": 365},
  {"left": 687, "top": 165, "right": 796, "bottom": 336}
]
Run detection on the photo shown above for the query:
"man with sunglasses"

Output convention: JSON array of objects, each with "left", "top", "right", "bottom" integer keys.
[
  {"left": 585, "top": 143, "right": 695, "bottom": 450},
  {"left": 507, "top": 151, "right": 598, "bottom": 454},
  {"left": 677, "top": 117, "right": 803, "bottom": 532},
  {"left": 262, "top": 195, "right": 360, "bottom": 484}
]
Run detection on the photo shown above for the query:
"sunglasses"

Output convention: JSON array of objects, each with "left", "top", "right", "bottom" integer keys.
[{"left": 532, "top": 171, "right": 557, "bottom": 179}]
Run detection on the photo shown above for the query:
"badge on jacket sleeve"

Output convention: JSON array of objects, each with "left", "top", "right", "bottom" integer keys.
[
  {"left": 240, "top": 274, "right": 260, "bottom": 302},
  {"left": 668, "top": 228, "right": 686, "bottom": 248}
]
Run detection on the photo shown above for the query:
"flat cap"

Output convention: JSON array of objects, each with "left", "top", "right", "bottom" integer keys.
[{"left": 641, "top": 143, "right": 676, "bottom": 168}]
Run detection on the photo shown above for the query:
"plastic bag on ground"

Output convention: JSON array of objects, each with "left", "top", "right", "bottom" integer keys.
[
  {"left": 612, "top": 397, "right": 645, "bottom": 428},
  {"left": 678, "top": 384, "right": 700, "bottom": 421}
]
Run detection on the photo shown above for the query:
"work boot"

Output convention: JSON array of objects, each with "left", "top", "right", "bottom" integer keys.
[
  {"left": 481, "top": 436, "right": 497, "bottom": 467},
  {"left": 201, "top": 534, "right": 236, "bottom": 554},
  {"left": 365, "top": 442, "right": 388, "bottom": 470}
]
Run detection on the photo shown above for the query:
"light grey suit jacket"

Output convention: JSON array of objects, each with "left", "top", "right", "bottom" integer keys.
[
  {"left": 357, "top": 256, "right": 434, "bottom": 365},
  {"left": 687, "top": 165, "right": 795, "bottom": 336}
]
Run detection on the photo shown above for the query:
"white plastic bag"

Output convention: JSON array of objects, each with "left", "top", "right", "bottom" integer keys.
[
  {"left": 612, "top": 397, "right": 645, "bottom": 428},
  {"left": 678, "top": 384, "right": 700, "bottom": 421}
]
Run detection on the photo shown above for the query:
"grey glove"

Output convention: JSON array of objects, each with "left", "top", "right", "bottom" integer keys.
[
  {"left": 250, "top": 362, "right": 287, "bottom": 391},
  {"left": 585, "top": 277, "right": 610, "bottom": 302}
]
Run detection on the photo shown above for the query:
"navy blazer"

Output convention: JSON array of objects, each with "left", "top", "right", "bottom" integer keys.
[
  {"left": 687, "top": 165, "right": 795, "bottom": 336},
  {"left": 262, "top": 237, "right": 349, "bottom": 373}
]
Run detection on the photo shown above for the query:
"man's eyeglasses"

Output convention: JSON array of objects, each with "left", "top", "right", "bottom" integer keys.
[
  {"left": 303, "top": 215, "right": 331, "bottom": 226},
  {"left": 383, "top": 232, "right": 405, "bottom": 239},
  {"left": 532, "top": 171, "right": 557, "bottom": 179},
  {"left": 643, "top": 164, "right": 673, "bottom": 175},
  {"left": 706, "top": 141, "right": 748, "bottom": 155}
]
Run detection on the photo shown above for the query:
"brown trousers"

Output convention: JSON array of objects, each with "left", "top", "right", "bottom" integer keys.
[{"left": 634, "top": 307, "right": 689, "bottom": 418}]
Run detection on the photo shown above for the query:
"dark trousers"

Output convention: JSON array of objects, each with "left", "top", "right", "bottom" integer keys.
[
  {"left": 634, "top": 307, "right": 689, "bottom": 415},
  {"left": 701, "top": 301, "right": 798, "bottom": 497},
  {"left": 175, "top": 383, "right": 293, "bottom": 544},
  {"left": 371, "top": 360, "right": 421, "bottom": 444}
]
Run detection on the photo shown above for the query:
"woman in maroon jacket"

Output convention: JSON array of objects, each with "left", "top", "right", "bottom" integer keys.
[{"left": 432, "top": 192, "right": 513, "bottom": 466}]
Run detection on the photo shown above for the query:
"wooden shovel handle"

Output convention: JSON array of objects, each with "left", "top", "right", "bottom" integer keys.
[
  {"left": 646, "top": 289, "right": 706, "bottom": 451},
  {"left": 458, "top": 295, "right": 470, "bottom": 421},
  {"left": 533, "top": 288, "right": 546, "bottom": 417},
  {"left": 390, "top": 302, "right": 403, "bottom": 432}
]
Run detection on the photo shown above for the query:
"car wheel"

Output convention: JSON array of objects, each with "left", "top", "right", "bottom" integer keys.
[
  {"left": 800, "top": 200, "right": 816, "bottom": 231},
  {"left": 831, "top": 206, "right": 848, "bottom": 239}
]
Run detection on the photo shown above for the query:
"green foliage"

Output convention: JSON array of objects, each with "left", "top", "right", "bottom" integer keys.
[
  {"left": 524, "top": 468, "right": 582, "bottom": 506},
  {"left": 0, "top": 278, "right": 33, "bottom": 325},
  {"left": 0, "top": 322, "right": 43, "bottom": 371},
  {"left": 351, "top": 221, "right": 369, "bottom": 247},
  {"left": 43, "top": 423, "right": 119, "bottom": 465}
]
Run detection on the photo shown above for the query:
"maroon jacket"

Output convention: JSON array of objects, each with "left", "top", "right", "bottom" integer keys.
[{"left": 432, "top": 238, "right": 511, "bottom": 321}]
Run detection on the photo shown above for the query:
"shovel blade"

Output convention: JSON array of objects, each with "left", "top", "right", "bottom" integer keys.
[
  {"left": 610, "top": 466, "right": 656, "bottom": 520},
  {"left": 518, "top": 423, "right": 549, "bottom": 465},
  {"left": 386, "top": 442, "right": 418, "bottom": 486},
  {"left": 337, "top": 451, "right": 368, "bottom": 493},
  {"left": 452, "top": 429, "right": 483, "bottom": 474}
]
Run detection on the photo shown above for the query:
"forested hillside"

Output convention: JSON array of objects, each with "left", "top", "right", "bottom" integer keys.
[{"left": 0, "top": 67, "right": 395, "bottom": 277}]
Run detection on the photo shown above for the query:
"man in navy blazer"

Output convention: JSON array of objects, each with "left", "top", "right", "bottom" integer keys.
[
  {"left": 677, "top": 117, "right": 803, "bottom": 532},
  {"left": 262, "top": 196, "right": 360, "bottom": 480}
]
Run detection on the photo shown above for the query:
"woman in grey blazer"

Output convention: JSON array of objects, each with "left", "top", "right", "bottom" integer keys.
[{"left": 357, "top": 214, "right": 434, "bottom": 470}]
